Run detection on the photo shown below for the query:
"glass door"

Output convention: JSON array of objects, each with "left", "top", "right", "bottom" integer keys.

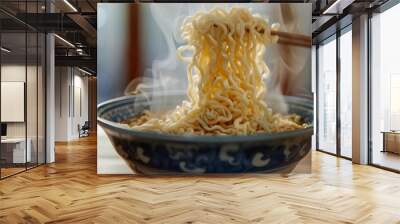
[
  {"left": 316, "top": 25, "right": 353, "bottom": 160},
  {"left": 317, "top": 36, "right": 337, "bottom": 155}
]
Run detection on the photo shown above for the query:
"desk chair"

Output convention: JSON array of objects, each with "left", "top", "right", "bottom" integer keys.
[{"left": 79, "top": 121, "right": 90, "bottom": 138}]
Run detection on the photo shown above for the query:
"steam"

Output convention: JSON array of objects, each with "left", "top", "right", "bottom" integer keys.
[{"left": 124, "top": 3, "right": 310, "bottom": 114}]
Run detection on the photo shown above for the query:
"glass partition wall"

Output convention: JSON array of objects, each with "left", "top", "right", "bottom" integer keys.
[
  {"left": 0, "top": 3, "right": 46, "bottom": 179},
  {"left": 370, "top": 3, "right": 400, "bottom": 171},
  {"left": 316, "top": 0, "right": 400, "bottom": 171},
  {"left": 316, "top": 26, "right": 352, "bottom": 159},
  {"left": 0, "top": 30, "right": 27, "bottom": 177}
]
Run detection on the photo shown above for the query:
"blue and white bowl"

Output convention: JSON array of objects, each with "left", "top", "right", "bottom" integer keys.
[{"left": 97, "top": 94, "right": 313, "bottom": 174}]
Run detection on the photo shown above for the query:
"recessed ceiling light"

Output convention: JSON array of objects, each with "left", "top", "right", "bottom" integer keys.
[
  {"left": 63, "top": 0, "right": 78, "bottom": 12},
  {"left": 1, "top": 47, "right": 11, "bottom": 53},
  {"left": 323, "top": 0, "right": 354, "bottom": 15},
  {"left": 54, "top": 34, "right": 75, "bottom": 48},
  {"left": 78, "top": 67, "right": 93, "bottom": 76}
]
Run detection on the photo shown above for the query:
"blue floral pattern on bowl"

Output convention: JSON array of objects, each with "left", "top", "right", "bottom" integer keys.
[{"left": 98, "top": 94, "right": 313, "bottom": 174}]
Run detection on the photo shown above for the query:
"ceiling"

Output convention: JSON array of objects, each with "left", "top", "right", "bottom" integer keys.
[{"left": 0, "top": 0, "right": 392, "bottom": 74}]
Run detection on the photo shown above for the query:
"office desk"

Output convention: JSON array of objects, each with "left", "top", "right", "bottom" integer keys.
[{"left": 1, "top": 138, "right": 31, "bottom": 163}]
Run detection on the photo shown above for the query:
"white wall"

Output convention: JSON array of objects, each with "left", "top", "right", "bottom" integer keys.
[
  {"left": 1, "top": 65, "right": 26, "bottom": 140},
  {"left": 54, "top": 67, "right": 89, "bottom": 141},
  {"left": 72, "top": 73, "right": 89, "bottom": 138},
  {"left": 1, "top": 65, "right": 39, "bottom": 138},
  {"left": 55, "top": 67, "right": 69, "bottom": 141}
]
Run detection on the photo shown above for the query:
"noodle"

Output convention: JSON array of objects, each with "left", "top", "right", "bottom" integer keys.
[{"left": 124, "top": 7, "right": 307, "bottom": 135}]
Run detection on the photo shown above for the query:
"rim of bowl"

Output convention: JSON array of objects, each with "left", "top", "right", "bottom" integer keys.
[{"left": 97, "top": 94, "right": 314, "bottom": 143}]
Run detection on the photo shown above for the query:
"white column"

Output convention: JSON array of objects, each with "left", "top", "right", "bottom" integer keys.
[
  {"left": 352, "top": 14, "right": 369, "bottom": 164},
  {"left": 46, "top": 32, "right": 55, "bottom": 163}
]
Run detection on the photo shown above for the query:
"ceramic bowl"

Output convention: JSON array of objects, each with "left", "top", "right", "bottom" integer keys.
[{"left": 97, "top": 94, "right": 313, "bottom": 174}]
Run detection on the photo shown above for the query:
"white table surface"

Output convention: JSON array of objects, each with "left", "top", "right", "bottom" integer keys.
[{"left": 97, "top": 125, "right": 133, "bottom": 174}]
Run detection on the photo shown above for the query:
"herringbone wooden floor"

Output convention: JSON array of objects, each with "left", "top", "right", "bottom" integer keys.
[{"left": 1, "top": 135, "right": 400, "bottom": 224}]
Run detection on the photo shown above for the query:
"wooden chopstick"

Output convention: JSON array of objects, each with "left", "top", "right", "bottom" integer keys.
[
  {"left": 277, "top": 37, "right": 311, "bottom": 48},
  {"left": 271, "top": 30, "right": 311, "bottom": 48}
]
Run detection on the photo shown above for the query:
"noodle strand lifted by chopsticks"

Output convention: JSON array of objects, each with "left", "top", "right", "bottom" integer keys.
[{"left": 125, "top": 7, "right": 306, "bottom": 135}]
